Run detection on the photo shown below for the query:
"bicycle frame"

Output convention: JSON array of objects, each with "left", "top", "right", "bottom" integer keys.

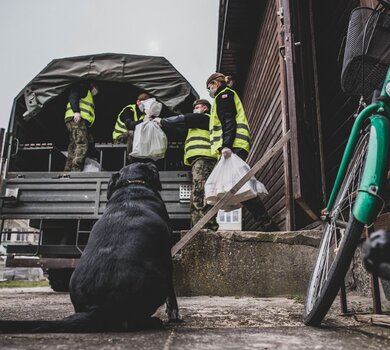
[{"left": 326, "top": 67, "right": 390, "bottom": 225}]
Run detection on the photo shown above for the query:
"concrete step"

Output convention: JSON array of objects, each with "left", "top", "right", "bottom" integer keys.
[{"left": 173, "top": 230, "right": 322, "bottom": 298}]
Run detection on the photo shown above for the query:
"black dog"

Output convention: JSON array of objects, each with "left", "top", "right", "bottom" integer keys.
[{"left": 0, "top": 162, "right": 180, "bottom": 332}]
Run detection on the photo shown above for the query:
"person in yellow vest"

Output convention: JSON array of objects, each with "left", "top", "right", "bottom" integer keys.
[
  {"left": 154, "top": 99, "right": 219, "bottom": 231},
  {"left": 112, "top": 92, "right": 150, "bottom": 158},
  {"left": 207, "top": 72, "right": 278, "bottom": 231},
  {"left": 64, "top": 81, "right": 98, "bottom": 172}
]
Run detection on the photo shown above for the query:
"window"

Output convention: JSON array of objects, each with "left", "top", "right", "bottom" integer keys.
[{"left": 217, "top": 209, "right": 242, "bottom": 230}]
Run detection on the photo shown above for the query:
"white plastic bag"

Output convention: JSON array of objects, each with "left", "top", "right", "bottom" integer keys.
[
  {"left": 82, "top": 157, "right": 100, "bottom": 172},
  {"left": 142, "top": 98, "right": 162, "bottom": 117},
  {"left": 205, "top": 154, "right": 268, "bottom": 209},
  {"left": 130, "top": 120, "right": 167, "bottom": 160}
]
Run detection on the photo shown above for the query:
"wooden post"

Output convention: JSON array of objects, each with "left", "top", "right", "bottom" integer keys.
[
  {"left": 171, "top": 130, "right": 291, "bottom": 257},
  {"left": 277, "top": 0, "right": 294, "bottom": 231}
]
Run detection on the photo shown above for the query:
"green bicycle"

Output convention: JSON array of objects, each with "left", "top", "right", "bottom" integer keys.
[{"left": 304, "top": 2, "right": 390, "bottom": 326}]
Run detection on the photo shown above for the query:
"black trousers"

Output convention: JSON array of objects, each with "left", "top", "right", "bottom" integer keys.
[{"left": 233, "top": 148, "right": 274, "bottom": 225}]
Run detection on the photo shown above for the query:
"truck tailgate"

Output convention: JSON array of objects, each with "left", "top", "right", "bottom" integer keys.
[{"left": 0, "top": 171, "right": 191, "bottom": 220}]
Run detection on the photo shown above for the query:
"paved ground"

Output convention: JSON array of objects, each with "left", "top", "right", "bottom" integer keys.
[{"left": 0, "top": 287, "right": 390, "bottom": 349}]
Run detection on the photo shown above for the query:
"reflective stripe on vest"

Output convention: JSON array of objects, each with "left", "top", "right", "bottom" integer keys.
[
  {"left": 112, "top": 104, "right": 144, "bottom": 140},
  {"left": 65, "top": 90, "right": 95, "bottom": 125},
  {"left": 184, "top": 114, "right": 217, "bottom": 166},
  {"left": 209, "top": 87, "right": 251, "bottom": 156}
]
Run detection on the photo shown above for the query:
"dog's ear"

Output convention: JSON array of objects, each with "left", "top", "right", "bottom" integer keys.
[
  {"left": 146, "top": 162, "right": 162, "bottom": 192},
  {"left": 107, "top": 172, "right": 120, "bottom": 200}
]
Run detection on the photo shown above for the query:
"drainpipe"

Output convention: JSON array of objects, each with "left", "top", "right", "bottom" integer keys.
[{"left": 217, "top": 0, "right": 230, "bottom": 71}]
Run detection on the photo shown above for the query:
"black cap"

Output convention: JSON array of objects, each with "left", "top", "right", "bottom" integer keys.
[
  {"left": 206, "top": 72, "right": 226, "bottom": 87},
  {"left": 193, "top": 99, "right": 211, "bottom": 111}
]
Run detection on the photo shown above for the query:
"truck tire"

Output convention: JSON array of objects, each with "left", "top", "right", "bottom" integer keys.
[{"left": 47, "top": 268, "right": 74, "bottom": 292}]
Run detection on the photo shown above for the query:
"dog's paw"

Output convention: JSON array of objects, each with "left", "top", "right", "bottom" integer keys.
[{"left": 136, "top": 317, "right": 163, "bottom": 330}]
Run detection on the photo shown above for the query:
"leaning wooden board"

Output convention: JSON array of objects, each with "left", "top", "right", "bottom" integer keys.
[{"left": 171, "top": 131, "right": 291, "bottom": 256}]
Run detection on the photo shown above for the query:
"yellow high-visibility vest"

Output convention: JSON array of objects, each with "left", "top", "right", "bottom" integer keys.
[
  {"left": 184, "top": 113, "right": 217, "bottom": 166},
  {"left": 112, "top": 104, "right": 144, "bottom": 140},
  {"left": 209, "top": 87, "right": 250, "bottom": 156},
  {"left": 65, "top": 90, "right": 95, "bottom": 125}
]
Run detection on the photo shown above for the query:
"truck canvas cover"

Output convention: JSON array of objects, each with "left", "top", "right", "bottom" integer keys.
[{"left": 20, "top": 53, "right": 199, "bottom": 120}]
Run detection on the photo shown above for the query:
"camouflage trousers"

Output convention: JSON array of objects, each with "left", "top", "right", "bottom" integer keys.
[
  {"left": 64, "top": 119, "right": 88, "bottom": 172},
  {"left": 191, "top": 157, "right": 219, "bottom": 231},
  {"left": 114, "top": 130, "right": 134, "bottom": 161}
]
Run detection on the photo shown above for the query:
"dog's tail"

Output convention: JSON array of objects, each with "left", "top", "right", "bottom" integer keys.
[{"left": 0, "top": 309, "right": 105, "bottom": 333}]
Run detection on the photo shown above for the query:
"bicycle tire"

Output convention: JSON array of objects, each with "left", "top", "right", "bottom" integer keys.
[
  {"left": 304, "top": 128, "right": 370, "bottom": 326},
  {"left": 304, "top": 217, "right": 364, "bottom": 325}
]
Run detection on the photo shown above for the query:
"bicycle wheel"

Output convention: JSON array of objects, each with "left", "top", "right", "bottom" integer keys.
[{"left": 303, "top": 127, "right": 370, "bottom": 326}]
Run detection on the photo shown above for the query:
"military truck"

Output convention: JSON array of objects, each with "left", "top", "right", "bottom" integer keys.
[{"left": 0, "top": 53, "right": 196, "bottom": 291}]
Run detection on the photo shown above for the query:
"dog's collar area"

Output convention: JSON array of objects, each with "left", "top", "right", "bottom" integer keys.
[{"left": 127, "top": 180, "right": 148, "bottom": 186}]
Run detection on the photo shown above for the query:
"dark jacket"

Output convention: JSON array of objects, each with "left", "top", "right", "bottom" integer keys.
[
  {"left": 160, "top": 113, "right": 209, "bottom": 131},
  {"left": 214, "top": 85, "right": 237, "bottom": 150},
  {"left": 68, "top": 84, "right": 89, "bottom": 113},
  {"left": 161, "top": 113, "right": 211, "bottom": 164},
  {"left": 118, "top": 105, "right": 144, "bottom": 131}
]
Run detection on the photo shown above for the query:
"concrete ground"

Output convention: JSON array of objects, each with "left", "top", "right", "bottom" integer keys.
[{"left": 1, "top": 288, "right": 390, "bottom": 349}]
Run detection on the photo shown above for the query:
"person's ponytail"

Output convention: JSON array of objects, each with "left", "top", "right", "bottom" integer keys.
[{"left": 224, "top": 75, "right": 234, "bottom": 87}]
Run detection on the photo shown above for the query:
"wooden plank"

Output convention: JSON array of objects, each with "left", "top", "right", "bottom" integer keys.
[
  {"left": 240, "top": 0, "right": 286, "bottom": 230},
  {"left": 355, "top": 314, "right": 390, "bottom": 327},
  {"left": 280, "top": 0, "right": 300, "bottom": 205},
  {"left": 374, "top": 212, "right": 390, "bottom": 232},
  {"left": 7, "top": 257, "right": 80, "bottom": 269},
  {"left": 171, "top": 130, "right": 291, "bottom": 256},
  {"left": 277, "top": 0, "right": 294, "bottom": 230}
]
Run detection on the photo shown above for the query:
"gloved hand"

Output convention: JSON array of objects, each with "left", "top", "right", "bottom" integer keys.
[
  {"left": 153, "top": 117, "right": 162, "bottom": 126},
  {"left": 222, "top": 147, "right": 232, "bottom": 159},
  {"left": 73, "top": 112, "right": 81, "bottom": 123}
]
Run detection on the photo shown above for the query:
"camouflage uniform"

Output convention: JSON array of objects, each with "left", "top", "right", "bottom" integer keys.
[
  {"left": 191, "top": 157, "right": 219, "bottom": 230},
  {"left": 64, "top": 120, "right": 88, "bottom": 172},
  {"left": 113, "top": 130, "right": 134, "bottom": 161}
]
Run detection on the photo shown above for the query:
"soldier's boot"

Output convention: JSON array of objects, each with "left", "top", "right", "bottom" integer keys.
[
  {"left": 242, "top": 197, "right": 279, "bottom": 232},
  {"left": 191, "top": 205, "right": 219, "bottom": 232},
  {"left": 203, "top": 218, "right": 219, "bottom": 231},
  {"left": 63, "top": 161, "right": 72, "bottom": 172}
]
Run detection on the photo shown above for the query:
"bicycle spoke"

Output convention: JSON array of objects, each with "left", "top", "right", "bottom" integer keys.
[{"left": 305, "top": 130, "right": 370, "bottom": 317}]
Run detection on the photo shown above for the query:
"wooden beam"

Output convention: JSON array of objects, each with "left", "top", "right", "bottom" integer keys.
[
  {"left": 171, "top": 130, "right": 291, "bottom": 256},
  {"left": 296, "top": 197, "right": 320, "bottom": 221},
  {"left": 277, "top": 0, "right": 294, "bottom": 231},
  {"left": 355, "top": 314, "right": 390, "bottom": 327},
  {"left": 374, "top": 212, "right": 390, "bottom": 231},
  {"left": 280, "top": 0, "right": 301, "bottom": 202}
]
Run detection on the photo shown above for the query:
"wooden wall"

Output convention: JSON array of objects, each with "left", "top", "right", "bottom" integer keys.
[
  {"left": 218, "top": 0, "right": 384, "bottom": 231},
  {"left": 312, "top": 0, "right": 361, "bottom": 197},
  {"left": 241, "top": 0, "right": 288, "bottom": 230}
]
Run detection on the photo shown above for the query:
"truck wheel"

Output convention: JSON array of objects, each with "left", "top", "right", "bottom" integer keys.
[{"left": 47, "top": 268, "right": 74, "bottom": 292}]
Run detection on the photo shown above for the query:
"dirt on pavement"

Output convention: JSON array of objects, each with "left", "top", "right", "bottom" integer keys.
[{"left": 0, "top": 287, "right": 390, "bottom": 349}]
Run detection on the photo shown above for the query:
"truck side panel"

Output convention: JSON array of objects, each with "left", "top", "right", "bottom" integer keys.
[{"left": 0, "top": 171, "right": 191, "bottom": 220}]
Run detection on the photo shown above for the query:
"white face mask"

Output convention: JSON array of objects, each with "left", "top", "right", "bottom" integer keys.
[
  {"left": 193, "top": 108, "right": 203, "bottom": 114},
  {"left": 208, "top": 87, "right": 217, "bottom": 98},
  {"left": 138, "top": 102, "right": 145, "bottom": 112},
  {"left": 91, "top": 87, "right": 99, "bottom": 96}
]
